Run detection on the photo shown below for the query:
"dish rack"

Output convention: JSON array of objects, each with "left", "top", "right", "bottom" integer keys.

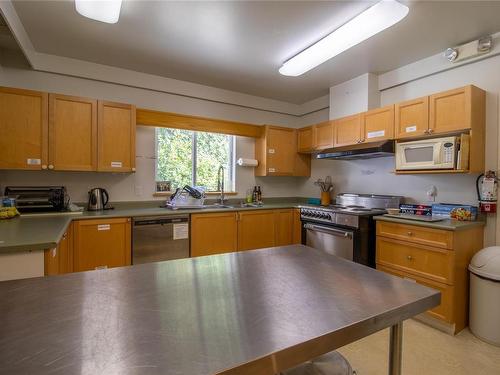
[{"left": 166, "top": 186, "right": 206, "bottom": 209}]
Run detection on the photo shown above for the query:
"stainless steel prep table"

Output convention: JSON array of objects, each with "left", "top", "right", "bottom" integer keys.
[{"left": 0, "top": 245, "right": 439, "bottom": 375}]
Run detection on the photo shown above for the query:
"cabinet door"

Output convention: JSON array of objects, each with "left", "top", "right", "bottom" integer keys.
[
  {"left": 362, "top": 105, "right": 394, "bottom": 142},
  {"left": 313, "top": 121, "right": 334, "bottom": 150},
  {"left": 292, "top": 208, "right": 302, "bottom": 244},
  {"left": 191, "top": 212, "right": 238, "bottom": 257},
  {"left": 238, "top": 210, "right": 276, "bottom": 251},
  {"left": 266, "top": 127, "right": 295, "bottom": 175},
  {"left": 73, "top": 218, "right": 131, "bottom": 272},
  {"left": 297, "top": 126, "right": 313, "bottom": 153},
  {"left": 275, "top": 209, "right": 294, "bottom": 246},
  {"left": 44, "top": 223, "right": 73, "bottom": 275},
  {"left": 429, "top": 86, "right": 473, "bottom": 134},
  {"left": 98, "top": 101, "right": 136, "bottom": 172},
  {"left": 0, "top": 87, "right": 48, "bottom": 170},
  {"left": 333, "top": 114, "right": 362, "bottom": 147},
  {"left": 395, "top": 96, "right": 429, "bottom": 139},
  {"left": 49, "top": 94, "right": 97, "bottom": 171}
]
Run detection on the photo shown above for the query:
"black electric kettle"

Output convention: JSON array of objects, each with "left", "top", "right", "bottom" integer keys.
[{"left": 87, "top": 188, "right": 112, "bottom": 211}]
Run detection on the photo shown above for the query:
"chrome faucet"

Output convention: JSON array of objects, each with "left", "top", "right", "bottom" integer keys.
[{"left": 217, "top": 165, "right": 226, "bottom": 205}]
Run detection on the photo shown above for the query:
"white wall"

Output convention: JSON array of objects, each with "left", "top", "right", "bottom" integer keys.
[
  {"left": 0, "top": 50, "right": 306, "bottom": 202},
  {"left": 329, "top": 73, "right": 380, "bottom": 119}
]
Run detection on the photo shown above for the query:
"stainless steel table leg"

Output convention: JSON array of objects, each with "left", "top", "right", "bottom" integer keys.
[{"left": 389, "top": 322, "right": 403, "bottom": 375}]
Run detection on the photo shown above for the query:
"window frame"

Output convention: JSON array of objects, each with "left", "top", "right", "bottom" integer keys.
[{"left": 155, "top": 127, "right": 236, "bottom": 192}]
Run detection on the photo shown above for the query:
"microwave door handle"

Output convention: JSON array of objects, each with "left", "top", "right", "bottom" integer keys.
[{"left": 433, "top": 144, "right": 441, "bottom": 164}]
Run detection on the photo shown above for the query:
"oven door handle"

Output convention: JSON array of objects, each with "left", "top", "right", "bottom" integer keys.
[{"left": 304, "top": 223, "right": 353, "bottom": 239}]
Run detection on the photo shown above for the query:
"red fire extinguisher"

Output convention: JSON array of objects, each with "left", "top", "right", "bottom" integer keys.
[{"left": 476, "top": 170, "right": 498, "bottom": 213}]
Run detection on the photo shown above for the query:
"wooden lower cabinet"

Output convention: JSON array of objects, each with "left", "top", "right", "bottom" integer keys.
[
  {"left": 45, "top": 223, "right": 74, "bottom": 276},
  {"left": 377, "top": 265, "right": 454, "bottom": 323},
  {"left": 238, "top": 210, "right": 277, "bottom": 251},
  {"left": 191, "top": 212, "right": 238, "bottom": 257},
  {"left": 191, "top": 209, "right": 301, "bottom": 257},
  {"left": 73, "top": 218, "right": 131, "bottom": 272},
  {"left": 376, "top": 220, "right": 483, "bottom": 334}
]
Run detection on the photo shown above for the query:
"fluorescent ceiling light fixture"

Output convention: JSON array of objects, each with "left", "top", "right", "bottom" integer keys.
[
  {"left": 75, "top": 0, "right": 122, "bottom": 24},
  {"left": 279, "top": 0, "right": 409, "bottom": 76}
]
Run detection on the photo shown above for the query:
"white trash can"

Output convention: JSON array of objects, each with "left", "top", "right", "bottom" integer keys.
[{"left": 469, "top": 246, "right": 500, "bottom": 346}]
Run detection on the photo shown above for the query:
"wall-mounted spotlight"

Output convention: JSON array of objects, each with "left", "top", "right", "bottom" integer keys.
[{"left": 444, "top": 36, "right": 493, "bottom": 63}]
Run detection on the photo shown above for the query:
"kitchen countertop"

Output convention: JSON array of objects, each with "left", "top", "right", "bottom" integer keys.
[
  {"left": 0, "top": 199, "right": 305, "bottom": 254},
  {"left": 374, "top": 214, "right": 486, "bottom": 231},
  {"left": 0, "top": 245, "right": 439, "bottom": 375}
]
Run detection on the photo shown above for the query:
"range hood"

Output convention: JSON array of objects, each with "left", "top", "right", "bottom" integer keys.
[{"left": 316, "top": 140, "right": 394, "bottom": 160}]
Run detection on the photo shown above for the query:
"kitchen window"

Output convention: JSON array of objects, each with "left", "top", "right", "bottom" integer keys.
[{"left": 155, "top": 128, "right": 235, "bottom": 192}]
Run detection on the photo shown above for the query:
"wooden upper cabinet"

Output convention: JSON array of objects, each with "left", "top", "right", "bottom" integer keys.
[
  {"left": 297, "top": 126, "right": 313, "bottom": 152},
  {"left": 362, "top": 105, "right": 394, "bottom": 142},
  {"left": 238, "top": 210, "right": 276, "bottom": 251},
  {"left": 429, "top": 85, "right": 484, "bottom": 135},
  {"left": 98, "top": 101, "right": 136, "bottom": 172},
  {"left": 313, "top": 121, "right": 334, "bottom": 150},
  {"left": 267, "top": 126, "right": 295, "bottom": 175},
  {"left": 191, "top": 212, "right": 238, "bottom": 257},
  {"left": 49, "top": 94, "right": 97, "bottom": 171},
  {"left": 73, "top": 218, "right": 131, "bottom": 272},
  {"left": 0, "top": 87, "right": 48, "bottom": 170},
  {"left": 395, "top": 96, "right": 429, "bottom": 139},
  {"left": 333, "top": 113, "right": 362, "bottom": 147},
  {"left": 255, "top": 125, "right": 307, "bottom": 176}
]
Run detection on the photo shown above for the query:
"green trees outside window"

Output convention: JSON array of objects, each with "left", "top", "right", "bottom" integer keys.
[{"left": 156, "top": 128, "right": 235, "bottom": 191}]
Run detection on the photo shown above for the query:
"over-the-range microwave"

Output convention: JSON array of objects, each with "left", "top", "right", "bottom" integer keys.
[{"left": 395, "top": 135, "right": 469, "bottom": 171}]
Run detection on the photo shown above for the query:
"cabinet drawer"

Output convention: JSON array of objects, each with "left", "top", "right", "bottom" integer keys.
[
  {"left": 377, "top": 265, "right": 453, "bottom": 323},
  {"left": 377, "top": 221, "right": 453, "bottom": 249},
  {"left": 376, "top": 237, "right": 454, "bottom": 284}
]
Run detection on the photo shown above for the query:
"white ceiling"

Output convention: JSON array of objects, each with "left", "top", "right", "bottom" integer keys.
[{"left": 9, "top": 1, "right": 500, "bottom": 104}]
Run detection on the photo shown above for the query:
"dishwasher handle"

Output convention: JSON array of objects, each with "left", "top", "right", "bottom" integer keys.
[
  {"left": 133, "top": 216, "right": 189, "bottom": 226},
  {"left": 304, "top": 223, "right": 353, "bottom": 239}
]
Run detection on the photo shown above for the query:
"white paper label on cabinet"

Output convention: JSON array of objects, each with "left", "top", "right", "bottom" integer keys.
[
  {"left": 268, "top": 149, "right": 275, "bottom": 154},
  {"left": 268, "top": 168, "right": 276, "bottom": 173},
  {"left": 111, "top": 161, "right": 123, "bottom": 168},
  {"left": 367, "top": 130, "right": 385, "bottom": 139},
  {"left": 97, "top": 224, "right": 111, "bottom": 231},
  {"left": 26, "top": 158, "right": 41, "bottom": 165},
  {"left": 173, "top": 223, "right": 189, "bottom": 240},
  {"left": 405, "top": 125, "right": 417, "bottom": 133}
]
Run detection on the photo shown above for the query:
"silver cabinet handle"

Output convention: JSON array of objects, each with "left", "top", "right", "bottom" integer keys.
[
  {"left": 41, "top": 164, "right": 48, "bottom": 170},
  {"left": 304, "top": 223, "right": 353, "bottom": 239},
  {"left": 48, "top": 164, "right": 54, "bottom": 170}
]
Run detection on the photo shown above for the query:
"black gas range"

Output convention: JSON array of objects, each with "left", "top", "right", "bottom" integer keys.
[{"left": 300, "top": 193, "right": 402, "bottom": 268}]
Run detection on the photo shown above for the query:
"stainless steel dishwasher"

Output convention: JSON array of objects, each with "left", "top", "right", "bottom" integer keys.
[{"left": 132, "top": 215, "right": 190, "bottom": 264}]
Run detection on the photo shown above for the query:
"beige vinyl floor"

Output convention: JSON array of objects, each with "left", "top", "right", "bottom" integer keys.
[{"left": 337, "top": 319, "right": 500, "bottom": 375}]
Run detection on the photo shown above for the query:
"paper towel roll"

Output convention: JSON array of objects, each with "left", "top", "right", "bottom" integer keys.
[{"left": 237, "top": 158, "right": 258, "bottom": 167}]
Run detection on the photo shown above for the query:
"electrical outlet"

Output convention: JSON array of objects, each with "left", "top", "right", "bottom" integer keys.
[{"left": 426, "top": 185, "right": 437, "bottom": 202}]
